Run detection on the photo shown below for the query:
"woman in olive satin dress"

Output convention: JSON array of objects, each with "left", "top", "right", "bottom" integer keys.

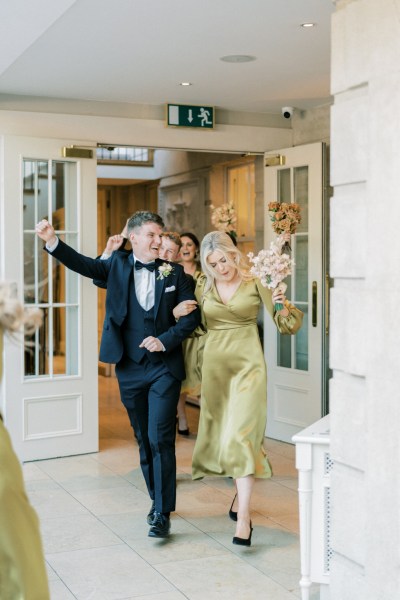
[
  {"left": 0, "top": 284, "right": 49, "bottom": 599},
  {"left": 177, "top": 231, "right": 303, "bottom": 545},
  {"left": 177, "top": 232, "right": 203, "bottom": 435}
]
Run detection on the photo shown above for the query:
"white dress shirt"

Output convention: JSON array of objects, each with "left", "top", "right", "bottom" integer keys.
[{"left": 132, "top": 256, "right": 155, "bottom": 311}]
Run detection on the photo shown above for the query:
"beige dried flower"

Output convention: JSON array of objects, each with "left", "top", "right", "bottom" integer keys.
[{"left": 0, "top": 282, "right": 42, "bottom": 338}]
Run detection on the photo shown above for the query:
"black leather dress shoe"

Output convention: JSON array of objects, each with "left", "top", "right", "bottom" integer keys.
[
  {"left": 147, "top": 501, "right": 156, "bottom": 525},
  {"left": 148, "top": 512, "right": 171, "bottom": 538}
]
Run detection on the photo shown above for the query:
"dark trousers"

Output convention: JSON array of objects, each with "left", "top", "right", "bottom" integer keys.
[{"left": 115, "top": 355, "right": 181, "bottom": 513}]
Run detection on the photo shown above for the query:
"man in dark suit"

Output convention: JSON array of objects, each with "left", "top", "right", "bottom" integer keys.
[{"left": 35, "top": 211, "right": 200, "bottom": 538}]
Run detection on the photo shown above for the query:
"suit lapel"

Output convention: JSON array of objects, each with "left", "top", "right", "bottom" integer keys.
[
  {"left": 154, "top": 259, "right": 165, "bottom": 317},
  {"left": 120, "top": 253, "right": 134, "bottom": 313},
  {"left": 107, "top": 253, "right": 133, "bottom": 324}
]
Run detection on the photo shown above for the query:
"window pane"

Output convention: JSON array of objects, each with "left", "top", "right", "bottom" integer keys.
[
  {"left": 294, "top": 166, "right": 308, "bottom": 232},
  {"left": 23, "top": 232, "right": 36, "bottom": 303},
  {"left": 52, "top": 261, "right": 79, "bottom": 305},
  {"left": 25, "top": 307, "right": 49, "bottom": 376},
  {"left": 65, "top": 162, "right": 78, "bottom": 231},
  {"left": 37, "top": 161, "right": 49, "bottom": 223},
  {"left": 96, "top": 146, "right": 152, "bottom": 164},
  {"left": 278, "top": 333, "right": 291, "bottom": 368},
  {"left": 23, "top": 161, "right": 36, "bottom": 230},
  {"left": 295, "top": 304, "right": 308, "bottom": 371},
  {"left": 53, "top": 306, "right": 78, "bottom": 376},
  {"left": 24, "top": 329, "right": 38, "bottom": 377},
  {"left": 65, "top": 306, "right": 78, "bottom": 375},
  {"left": 278, "top": 169, "right": 291, "bottom": 203},
  {"left": 52, "top": 161, "right": 65, "bottom": 229},
  {"left": 53, "top": 307, "right": 66, "bottom": 375},
  {"left": 22, "top": 159, "right": 79, "bottom": 380},
  {"left": 37, "top": 236, "right": 49, "bottom": 304},
  {"left": 23, "top": 234, "right": 49, "bottom": 304},
  {"left": 295, "top": 235, "right": 308, "bottom": 302},
  {"left": 55, "top": 234, "right": 78, "bottom": 304},
  {"left": 284, "top": 274, "right": 292, "bottom": 300}
]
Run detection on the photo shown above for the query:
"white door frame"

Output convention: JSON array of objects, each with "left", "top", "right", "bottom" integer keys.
[
  {"left": 0, "top": 135, "right": 99, "bottom": 461},
  {"left": 264, "top": 142, "right": 327, "bottom": 443}
]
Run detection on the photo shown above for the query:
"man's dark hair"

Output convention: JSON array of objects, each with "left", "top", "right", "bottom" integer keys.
[{"left": 127, "top": 211, "right": 164, "bottom": 233}]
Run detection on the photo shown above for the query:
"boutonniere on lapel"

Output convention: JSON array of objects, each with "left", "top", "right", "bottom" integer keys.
[{"left": 157, "top": 262, "right": 174, "bottom": 280}]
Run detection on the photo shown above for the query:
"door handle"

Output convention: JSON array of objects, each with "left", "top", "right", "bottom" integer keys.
[
  {"left": 312, "top": 281, "right": 317, "bottom": 327},
  {"left": 325, "top": 274, "right": 329, "bottom": 335}
]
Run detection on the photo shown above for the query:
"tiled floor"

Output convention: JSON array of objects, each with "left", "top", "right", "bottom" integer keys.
[{"left": 24, "top": 376, "right": 320, "bottom": 600}]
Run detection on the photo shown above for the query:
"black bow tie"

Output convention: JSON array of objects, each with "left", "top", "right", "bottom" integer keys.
[{"left": 135, "top": 261, "right": 156, "bottom": 272}]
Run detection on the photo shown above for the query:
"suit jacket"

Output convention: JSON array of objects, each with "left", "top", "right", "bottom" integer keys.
[{"left": 47, "top": 240, "right": 200, "bottom": 380}]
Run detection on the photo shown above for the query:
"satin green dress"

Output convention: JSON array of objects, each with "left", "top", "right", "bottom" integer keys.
[
  {"left": 191, "top": 277, "right": 303, "bottom": 480},
  {"left": 181, "top": 269, "right": 204, "bottom": 395},
  {"left": 0, "top": 333, "right": 50, "bottom": 599}
]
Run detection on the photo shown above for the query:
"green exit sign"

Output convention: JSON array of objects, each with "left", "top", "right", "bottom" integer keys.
[{"left": 166, "top": 103, "right": 214, "bottom": 129}]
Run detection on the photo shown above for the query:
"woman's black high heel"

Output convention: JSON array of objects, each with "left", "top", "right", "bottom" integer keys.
[
  {"left": 232, "top": 521, "right": 253, "bottom": 546},
  {"left": 229, "top": 494, "right": 238, "bottom": 522},
  {"left": 176, "top": 416, "right": 189, "bottom": 436}
]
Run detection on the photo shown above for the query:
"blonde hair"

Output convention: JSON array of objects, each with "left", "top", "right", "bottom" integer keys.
[
  {"left": 0, "top": 283, "right": 42, "bottom": 338},
  {"left": 200, "top": 231, "right": 252, "bottom": 295}
]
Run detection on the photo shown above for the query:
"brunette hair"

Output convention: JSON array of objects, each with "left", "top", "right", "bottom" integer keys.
[{"left": 180, "top": 232, "right": 200, "bottom": 250}]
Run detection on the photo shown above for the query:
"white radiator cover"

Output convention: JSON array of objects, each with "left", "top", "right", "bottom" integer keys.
[{"left": 293, "top": 414, "right": 331, "bottom": 600}]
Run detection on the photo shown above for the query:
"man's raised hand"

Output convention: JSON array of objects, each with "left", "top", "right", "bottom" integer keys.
[
  {"left": 105, "top": 234, "right": 126, "bottom": 254},
  {"left": 35, "top": 220, "right": 57, "bottom": 246}
]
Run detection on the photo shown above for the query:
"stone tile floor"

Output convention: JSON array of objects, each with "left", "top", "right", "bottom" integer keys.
[{"left": 23, "top": 376, "right": 320, "bottom": 599}]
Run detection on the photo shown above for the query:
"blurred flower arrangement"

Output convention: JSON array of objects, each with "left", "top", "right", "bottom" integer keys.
[
  {"left": 0, "top": 282, "right": 42, "bottom": 339},
  {"left": 210, "top": 202, "right": 237, "bottom": 239},
  {"left": 268, "top": 202, "right": 301, "bottom": 252},
  {"left": 248, "top": 235, "right": 294, "bottom": 310}
]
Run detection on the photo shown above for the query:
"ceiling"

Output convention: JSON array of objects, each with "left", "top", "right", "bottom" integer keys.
[{"left": 0, "top": 0, "right": 333, "bottom": 116}]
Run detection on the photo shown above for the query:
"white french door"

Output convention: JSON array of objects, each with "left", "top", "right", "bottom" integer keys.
[
  {"left": 264, "top": 142, "right": 325, "bottom": 443},
  {"left": 0, "top": 135, "right": 99, "bottom": 461}
]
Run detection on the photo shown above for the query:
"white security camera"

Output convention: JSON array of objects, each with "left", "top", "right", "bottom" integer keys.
[{"left": 281, "top": 106, "right": 294, "bottom": 119}]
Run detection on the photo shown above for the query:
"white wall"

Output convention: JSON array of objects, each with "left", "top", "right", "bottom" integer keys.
[
  {"left": 0, "top": 110, "right": 292, "bottom": 154},
  {"left": 292, "top": 105, "right": 331, "bottom": 147},
  {"left": 330, "top": 1, "right": 400, "bottom": 598}
]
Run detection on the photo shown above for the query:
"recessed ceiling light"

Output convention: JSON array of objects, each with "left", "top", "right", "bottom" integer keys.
[
  {"left": 220, "top": 55, "right": 256, "bottom": 63},
  {"left": 179, "top": 82, "right": 192, "bottom": 86},
  {"left": 300, "top": 22, "right": 316, "bottom": 28}
]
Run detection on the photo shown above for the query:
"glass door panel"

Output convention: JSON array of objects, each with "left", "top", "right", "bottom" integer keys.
[
  {"left": 294, "top": 166, "right": 309, "bottom": 232},
  {"left": 278, "top": 168, "right": 291, "bottom": 203},
  {"left": 23, "top": 158, "right": 79, "bottom": 378},
  {"left": 276, "top": 166, "right": 309, "bottom": 372}
]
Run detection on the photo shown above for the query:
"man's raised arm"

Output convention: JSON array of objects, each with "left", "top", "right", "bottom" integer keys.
[{"left": 34, "top": 219, "right": 109, "bottom": 282}]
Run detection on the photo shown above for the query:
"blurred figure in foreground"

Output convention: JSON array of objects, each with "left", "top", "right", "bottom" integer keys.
[{"left": 0, "top": 283, "right": 49, "bottom": 599}]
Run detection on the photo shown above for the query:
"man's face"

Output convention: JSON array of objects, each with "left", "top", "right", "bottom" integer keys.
[
  {"left": 129, "top": 222, "right": 163, "bottom": 263},
  {"left": 159, "top": 237, "right": 180, "bottom": 262}
]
